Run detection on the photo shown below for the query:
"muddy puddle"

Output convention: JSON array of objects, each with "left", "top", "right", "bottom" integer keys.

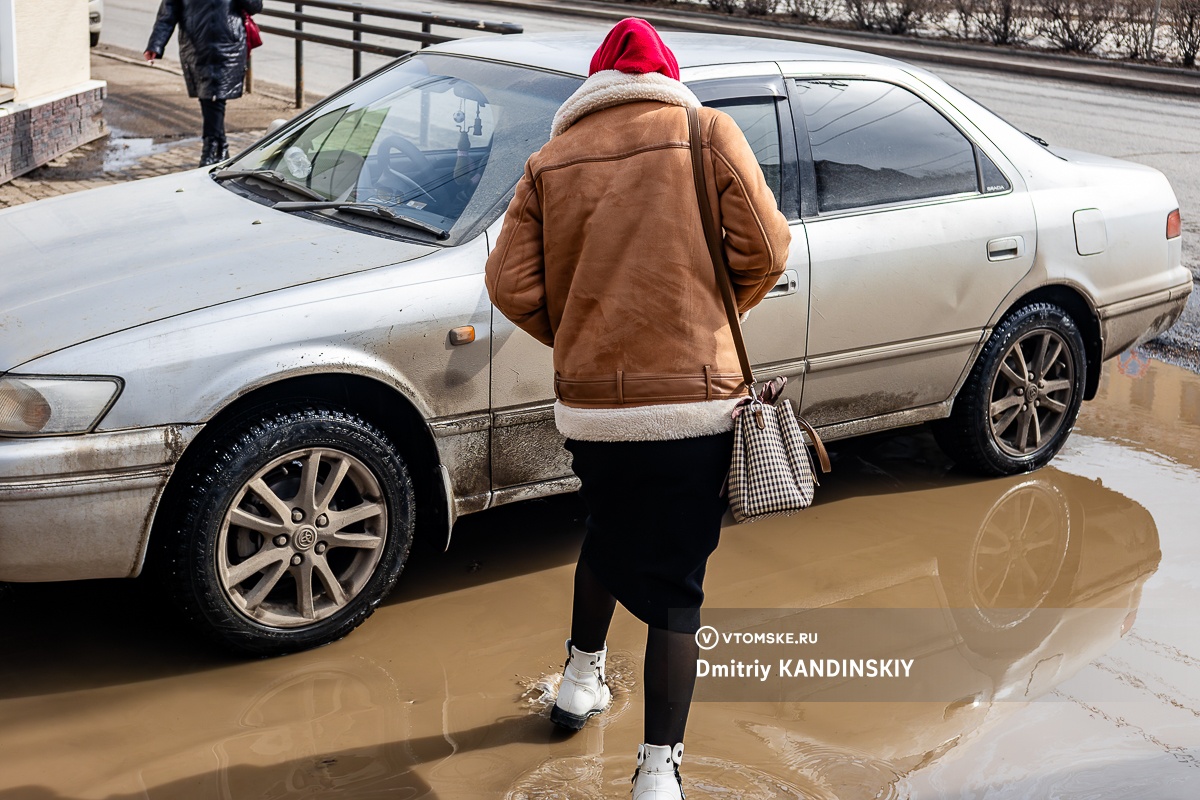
[
  {"left": 21, "top": 127, "right": 196, "bottom": 183},
  {"left": 101, "top": 131, "right": 191, "bottom": 173},
  {"left": 2, "top": 355, "right": 1199, "bottom": 799}
]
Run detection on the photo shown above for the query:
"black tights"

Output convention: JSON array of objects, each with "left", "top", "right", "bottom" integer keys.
[
  {"left": 199, "top": 98, "right": 227, "bottom": 141},
  {"left": 570, "top": 560, "right": 699, "bottom": 745}
]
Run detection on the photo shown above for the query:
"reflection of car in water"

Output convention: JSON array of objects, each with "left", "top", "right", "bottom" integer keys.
[
  {"left": 702, "top": 454, "right": 1160, "bottom": 797},
  {"left": 1, "top": 437, "right": 1159, "bottom": 799}
]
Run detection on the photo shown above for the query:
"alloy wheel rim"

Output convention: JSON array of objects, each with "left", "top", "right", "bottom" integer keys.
[
  {"left": 970, "top": 480, "right": 1070, "bottom": 628},
  {"left": 217, "top": 447, "right": 387, "bottom": 629},
  {"left": 988, "top": 329, "right": 1075, "bottom": 458}
]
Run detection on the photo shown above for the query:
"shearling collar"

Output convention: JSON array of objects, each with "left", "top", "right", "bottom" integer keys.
[{"left": 551, "top": 69, "right": 701, "bottom": 138}]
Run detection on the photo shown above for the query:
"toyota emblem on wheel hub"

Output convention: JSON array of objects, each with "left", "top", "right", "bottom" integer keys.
[{"left": 295, "top": 527, "right": 317, "bottom": 550}]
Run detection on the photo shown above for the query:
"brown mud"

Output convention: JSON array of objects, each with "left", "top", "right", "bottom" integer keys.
[{"left": 2, "top": 355, "right": 1199, "bottom": 798}]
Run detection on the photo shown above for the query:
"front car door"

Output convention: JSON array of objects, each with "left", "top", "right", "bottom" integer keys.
[
  {"left": 488, "top": 67, "right": 810, "bottom": 500},
  {"left": 782, "top": 62, "right": 1038, "bottom": 434}
]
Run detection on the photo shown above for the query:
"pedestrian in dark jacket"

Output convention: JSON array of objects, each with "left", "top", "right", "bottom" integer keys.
[{"left": 144, "top": 0, "right": 264, "bottom": 167}]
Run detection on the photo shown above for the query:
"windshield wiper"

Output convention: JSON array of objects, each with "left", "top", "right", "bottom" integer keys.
[
  {"left": 213, "top": 168, "right": 326, "bottom": 201},
  {"left": 273, "top": 201, "right": 450, "bottom": 240}
]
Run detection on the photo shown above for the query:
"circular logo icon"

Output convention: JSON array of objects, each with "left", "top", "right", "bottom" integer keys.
[
  {"left": 295, "top": 527, "right": 317, "bottom": 549},
  {"left": 695, "top": 625, "right": 720, "bottom": 651}
]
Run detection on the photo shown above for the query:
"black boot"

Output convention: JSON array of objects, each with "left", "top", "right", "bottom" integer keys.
[
  {"left": 216, "top": 138, "right": 229, "bottom": 163},
  {"left": 199, "top": 137, "right": 220, "bottom": 167}
]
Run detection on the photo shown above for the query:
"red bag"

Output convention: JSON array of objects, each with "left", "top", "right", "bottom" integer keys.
[{"left": 244, "top": 12, "right": 263, "bottom": 50}]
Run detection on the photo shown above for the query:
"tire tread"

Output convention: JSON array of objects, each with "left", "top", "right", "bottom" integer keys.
[
  {"left": 935, "top": 302, "right": 1086, "bottom": 476},
  {"left": 163, "top": 404, "right": 413, "bottom": 657}
]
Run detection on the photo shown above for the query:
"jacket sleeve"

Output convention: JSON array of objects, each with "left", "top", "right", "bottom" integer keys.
[
  {"left": 146, "top": 0, "right": 178, "bottom": 57},
  {"left": 707, "top": 111, "right": 792, "bottom": 313},
  {"left": 485, "top": 164, "right": 554, "bottom": 347}
]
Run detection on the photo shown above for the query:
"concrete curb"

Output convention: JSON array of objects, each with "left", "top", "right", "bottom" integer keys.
[
  {"left": 93, "top": 48, "right": 306, "bottom": 108},
  {"left": 457, "top": 0, "right": 1200, "bottom": 97}
]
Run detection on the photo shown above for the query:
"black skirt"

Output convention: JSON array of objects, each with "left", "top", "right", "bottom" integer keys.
[{"left": 566, "top": 432, "right": 734, "bottom": 634}]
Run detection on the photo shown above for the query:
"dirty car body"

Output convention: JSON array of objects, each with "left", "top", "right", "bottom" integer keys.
[{"left": 0, "top": 33, "right": 1189, "bottom": 654}]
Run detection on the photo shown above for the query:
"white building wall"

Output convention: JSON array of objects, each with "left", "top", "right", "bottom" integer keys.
[
  {"left": 0, "top": 0, "right": 104, "bottom": 185},
  {"left": 9, "top": 0, "right": 89, "bottom": 102}
]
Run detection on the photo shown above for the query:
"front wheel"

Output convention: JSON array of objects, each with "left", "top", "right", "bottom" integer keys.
[
  {"left": 165, "top": 406, "right": 414, "bottom": 656},
  {"left": 935, "top": 303, "right": 1087, "bottom": 476}
]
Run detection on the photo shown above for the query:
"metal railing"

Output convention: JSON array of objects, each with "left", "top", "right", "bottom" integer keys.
[{"left": 255, "top": 1, "right": 524, "bottom": 107}]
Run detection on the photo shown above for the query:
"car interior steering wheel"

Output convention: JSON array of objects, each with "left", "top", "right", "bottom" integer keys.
[{"left": 373, "top": 135, "right": 436, "bottom": 203}]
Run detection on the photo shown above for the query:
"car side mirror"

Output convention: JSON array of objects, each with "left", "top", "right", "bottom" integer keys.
[{"left": 267, "top": 118, "right": 288, "bottom": 135}]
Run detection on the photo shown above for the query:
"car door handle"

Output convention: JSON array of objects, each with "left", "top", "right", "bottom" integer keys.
[
  {"left": 987, "top": 236, "right": 1025, "bottom": 261},
  {"left": 765, "top": 269, "right": 799, "bottom": 298}
]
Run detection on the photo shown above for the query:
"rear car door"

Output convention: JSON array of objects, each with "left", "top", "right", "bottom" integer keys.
[
  {"left": 691, "top": 74, "right": 810, "bottom": 413},
  {"left": 784, "top": 68, "right": 1037, "bottom": 429}
]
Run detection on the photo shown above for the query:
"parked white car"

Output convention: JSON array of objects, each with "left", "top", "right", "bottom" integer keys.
[{"left": 0, "top": 33, "right": 1189, "bottom": 654}]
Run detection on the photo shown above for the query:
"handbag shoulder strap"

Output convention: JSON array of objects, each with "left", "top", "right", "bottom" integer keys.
[
  {"left": 687, "top": 106, "right": 831, "bottom": 474},
  {"left": 794, "top": 411, "right": 832, "bottom": 474},
  {"left": 687, "top": 105, "right": 754, "bottom": 393}
]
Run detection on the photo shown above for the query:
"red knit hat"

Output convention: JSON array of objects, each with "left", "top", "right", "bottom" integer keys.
[{"left": 588, "top": 18, "right": 680, "bottom": 81}]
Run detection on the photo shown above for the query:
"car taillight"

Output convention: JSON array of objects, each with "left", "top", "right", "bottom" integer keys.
[{"left": 1167, "top": 209, "right": 1181, "bottom": 239}]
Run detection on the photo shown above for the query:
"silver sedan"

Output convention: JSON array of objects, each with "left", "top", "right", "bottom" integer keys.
[{"left": 0, "top": 33, "right": 1189, "bottom": 654}]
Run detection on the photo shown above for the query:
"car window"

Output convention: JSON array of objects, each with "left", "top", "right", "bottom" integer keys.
[
  {"left": 979, "top": 149, "right": 1011, "bottom": 194},
  {"left": 794, "top": 79, "right": 979, "bottom": 213},
  {"left": 227, "top": 55, "right": 579, "bottom": 244},
  {"left": 707, "top": 97, "right": 783, "bottom": 206}
]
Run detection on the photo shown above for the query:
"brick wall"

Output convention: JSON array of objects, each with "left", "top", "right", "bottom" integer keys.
[{"left": 0, "top": 85, "right": 107, "bottom": 185}]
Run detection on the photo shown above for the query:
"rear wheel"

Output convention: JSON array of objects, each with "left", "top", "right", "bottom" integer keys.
[
  {"left": 166, "top": 406, "right": 414, "bottom": 656},
  {"left": 935, "top": 303, "right": 1086, "bottom": 476}
]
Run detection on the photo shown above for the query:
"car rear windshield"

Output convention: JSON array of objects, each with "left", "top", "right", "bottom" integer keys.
[{"left": 225, "top": 54, "right": 580, "bottom": 244}]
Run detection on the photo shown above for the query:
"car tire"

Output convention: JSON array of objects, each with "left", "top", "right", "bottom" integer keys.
[
  {"left": 935, "top": 303, "right": 1087, "bottom": 476},
  {"left": 165, "top": 405, "right": 414, "bottom": 656},
  {"left": 90, "top": 31, "right": 100, "bottom": 48}
]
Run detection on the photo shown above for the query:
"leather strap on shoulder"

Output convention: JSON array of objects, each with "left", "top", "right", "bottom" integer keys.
[
  {"left": 687, "top": 107, "right": 830, "bottom": 475},
  {"left": 687, "top": 105, "right": 755, "bottom": 393}
]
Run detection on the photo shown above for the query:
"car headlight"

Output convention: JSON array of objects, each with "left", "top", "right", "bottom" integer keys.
[{"left": 0, "top": 375, "right": 123, "bottom": 436}]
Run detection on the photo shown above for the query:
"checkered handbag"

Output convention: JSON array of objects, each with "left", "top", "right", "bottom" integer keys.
[
  {"left": 687, "top": 107, "right": 831, "bottom": 523},
  {"left": 727, "top": 383, "right": 829, "bottom": 522}
]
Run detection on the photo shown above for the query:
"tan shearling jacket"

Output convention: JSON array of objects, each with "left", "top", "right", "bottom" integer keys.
[{"left": 486, "top": 70, "right": 791, "bottom": 441}]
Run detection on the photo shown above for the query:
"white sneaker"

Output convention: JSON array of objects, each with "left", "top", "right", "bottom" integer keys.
[
  {"left": 550, "top": 639, "right": 612, "bottom": 731},
  {"left": 631, "top": 743, "right": 685, "bottom": 799}
]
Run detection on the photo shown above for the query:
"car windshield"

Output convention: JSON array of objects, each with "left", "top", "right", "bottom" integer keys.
[{"left": 225, "top": 54, "right": 580, "bottom": 244}]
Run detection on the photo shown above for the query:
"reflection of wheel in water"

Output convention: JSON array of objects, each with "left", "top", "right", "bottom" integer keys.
[
  {"left": 970, "top": 480, "right": 1070, "bottom": 628},
  {"left": 213, "top": 657, "right": 420, "bottom": 798},
  {"left": 944, "top": 477, "right": 1079, "bottom": 659}
]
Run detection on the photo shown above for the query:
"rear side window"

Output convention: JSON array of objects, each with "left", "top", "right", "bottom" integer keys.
[
  {"left": 707, "top": 97, "right": 783, "bottom": 206},
  {"left": 794, "top": 79, "right": 980, "bottom": 213}
]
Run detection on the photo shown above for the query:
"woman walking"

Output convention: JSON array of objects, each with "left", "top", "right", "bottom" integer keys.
[
  {"left": 144, "top": 0, "right": 263, "bottom": 167},
  {"left": 486, "top": 19, "right": 790, "bottom": 799}
]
